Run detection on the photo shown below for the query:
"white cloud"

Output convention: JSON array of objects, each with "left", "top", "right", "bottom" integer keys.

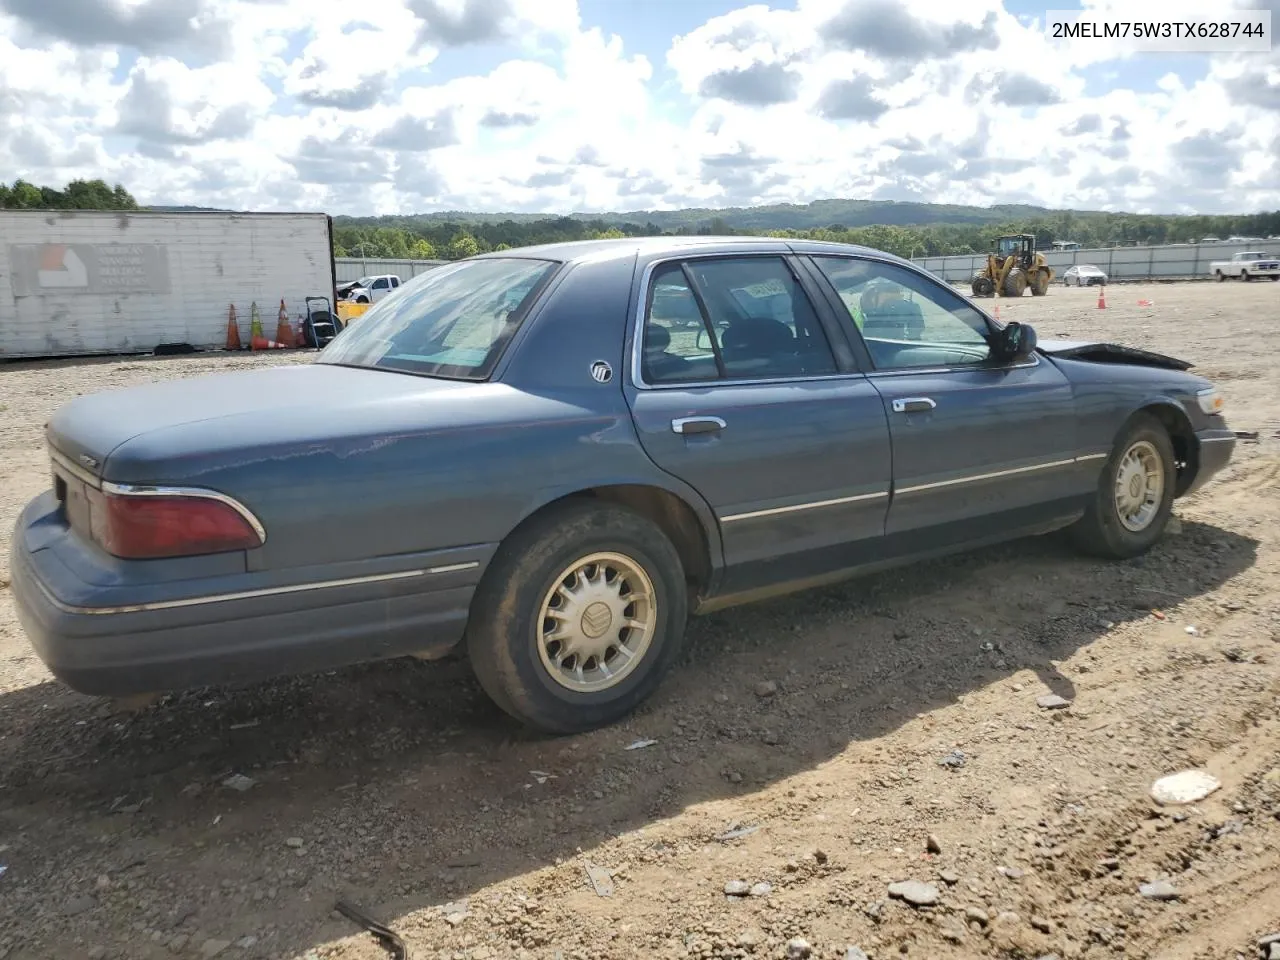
[{"left": 0, "top": 0, "right": 1277, "bottom": 215}]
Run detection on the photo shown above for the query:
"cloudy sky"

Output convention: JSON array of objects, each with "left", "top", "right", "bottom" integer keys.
[{"left": 1, "top": 0, "right": 1277, "bottom": 217}]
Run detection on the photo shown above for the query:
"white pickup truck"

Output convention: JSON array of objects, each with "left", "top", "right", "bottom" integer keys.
[
  {"left": 1210, "top": 251, "right": 1280, "bottom": 281},
  {"left": 340, "top": 274, "right": 403, "bottom": 303}
]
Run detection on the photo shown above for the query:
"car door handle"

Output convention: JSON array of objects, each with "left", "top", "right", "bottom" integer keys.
[
  {"left": 892, "top": 397, "right": 937, "bottom": 413},
  {"left": 671, "top": 416, "right": 726, "bottom": 435}
]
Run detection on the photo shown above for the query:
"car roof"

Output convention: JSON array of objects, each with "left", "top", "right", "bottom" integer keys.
[{"left": 471, "top": 235, "right": 915, "bottom": 269}]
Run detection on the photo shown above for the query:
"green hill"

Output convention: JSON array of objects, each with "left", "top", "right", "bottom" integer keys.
[
  {"left": 330, "top": 197, "right": 1280, "bottom": 262},
  {"left": 334, "top": 199, "right": 1079, "bottom": 233}
]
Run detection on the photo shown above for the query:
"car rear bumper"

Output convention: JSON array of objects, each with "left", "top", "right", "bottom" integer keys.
[
  {"left": 10, "top": 494, "right": 490, "bottom": 698},
  {"left": 1184, "top": 428, "right": 1235, "bottom": 496}
]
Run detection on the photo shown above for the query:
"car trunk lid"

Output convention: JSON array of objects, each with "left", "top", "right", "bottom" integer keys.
[{"left": 44, "top": 362, "right": 474, "bottom": 485}]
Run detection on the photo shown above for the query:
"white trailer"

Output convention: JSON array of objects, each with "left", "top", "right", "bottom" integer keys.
[{"left": 0, "top": 210, "right": 336, "bottom": 358}]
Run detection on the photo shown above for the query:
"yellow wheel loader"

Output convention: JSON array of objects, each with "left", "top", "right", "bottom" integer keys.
[{"left": 969, "top": 234, "right": 1054, "bottom": 298}]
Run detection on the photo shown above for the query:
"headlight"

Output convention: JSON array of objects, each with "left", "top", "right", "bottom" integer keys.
[{"left": 1196, "top": 386, "right": 1225, "bottom": 416}]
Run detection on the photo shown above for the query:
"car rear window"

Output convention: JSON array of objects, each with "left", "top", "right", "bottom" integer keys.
[{"left": 318, "top": 257, "right": 560, "bottom": 380}]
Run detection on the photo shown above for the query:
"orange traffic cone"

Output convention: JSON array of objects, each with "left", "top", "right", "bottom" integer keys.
[
  {"left": 1097, "top": 286, "right": 1107, "bottom": 309},
  {"left": 275, "top": 298, "right": 295, "bottom": 348},
  {"left": 225, "top": 304, "right": 241, "bottom": 351},
  {"left": 994, "top": 304, "right": 1001, "bottom": 321}
]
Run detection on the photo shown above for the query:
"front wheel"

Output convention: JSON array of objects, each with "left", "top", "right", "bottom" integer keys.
[
  {"left": 1004, "top": 266, "right": 1028, "bottom": 297},
  {"left": 1067, "top": 413, "right": 1176, "bottom": 560},
  {"left": 465, "top": 502, "right": 689, "bottom": 734}
]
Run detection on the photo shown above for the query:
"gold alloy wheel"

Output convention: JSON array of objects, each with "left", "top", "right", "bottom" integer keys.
[
  {"left": 536, "top": 551, "right": 657, "bottom": 693},
  {"left": 1113, "top": 439, "right": 1165, "bottom": 532}
]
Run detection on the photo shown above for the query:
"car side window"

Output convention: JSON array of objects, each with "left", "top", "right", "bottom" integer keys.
[
  {"left": 373, "top": 278, "right": 389, "bottom": 290},
  {"left": 642, "top": 266, "right": 719, "bottom": 383},
  {"left": 811, "top": 256, "right": 995, "bottom": 371},
  {"left": 641, "top": 256, "right": 837, "bottom": 384}
]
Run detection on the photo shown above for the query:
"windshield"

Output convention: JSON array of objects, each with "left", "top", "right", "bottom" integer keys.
[{"left": 318, "top": 257, "right": 559, "bottom": 380}]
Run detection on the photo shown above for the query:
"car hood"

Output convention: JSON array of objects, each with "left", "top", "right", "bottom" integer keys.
[
  {"left": 1036, "top": 339, "right": 1193, "bottom": 371},
  {"left": 45, "top": 362, "right": 521, "bottom": 484}
]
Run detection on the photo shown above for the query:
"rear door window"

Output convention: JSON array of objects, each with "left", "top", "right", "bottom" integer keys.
[{"left": 641, "top": 256, "right": 837, "bottom": 384}]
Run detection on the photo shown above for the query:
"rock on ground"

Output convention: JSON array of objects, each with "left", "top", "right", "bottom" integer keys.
[
  {"left": 1151, "top": 770, "right": 1222, "bottom": 805},
  {"left": 887, "top": 880, "right": 940, "bottom": 906},
  {"left": 1139, "top": 880, "right": 1180, "bottom": 901}
]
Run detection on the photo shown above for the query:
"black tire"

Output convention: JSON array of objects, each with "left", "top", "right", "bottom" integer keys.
[
  {"left": 1242, "top": 271, "right": 1251, "bottom": 282},
  {"left": 1271, "top": 275, "right": 1279, "bottom": 281},
  {"left": 1004, "top": 266, "right": 1028, "bottom": 297},
  {"left": 1216, "top": 271, "right": 1225, "bottom": 282},
  {"left": 970, "top": 272, "right": 995, "bottom": 297},
  {"left": 356, "top": 295, "right": 370, "bottom": 303},
  {"left": 465, "top": 501, "right": 689, "bottom": 735},
  {"left": 1066, "top": 413, "right": 1177, "bottom": 560}
]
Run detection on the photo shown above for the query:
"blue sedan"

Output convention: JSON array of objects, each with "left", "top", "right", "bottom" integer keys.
[{"left": 11, "top": 237, "right": 1235, "bottom": 734}]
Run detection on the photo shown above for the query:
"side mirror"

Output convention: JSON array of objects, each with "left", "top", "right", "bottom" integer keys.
[{"left": 992, "top": 321, "right": 1037, "bottom": 362}]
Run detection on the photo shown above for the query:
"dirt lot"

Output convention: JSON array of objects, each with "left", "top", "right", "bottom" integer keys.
[{"left": 2, "top": 282, "right": 1280, "bottom": 960}]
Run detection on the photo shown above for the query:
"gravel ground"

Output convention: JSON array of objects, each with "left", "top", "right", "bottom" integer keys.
[{"left": 2, "top": 282, "right": 1280, "bottom": 960}]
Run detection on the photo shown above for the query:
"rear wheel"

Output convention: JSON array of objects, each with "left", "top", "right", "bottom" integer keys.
[
  {"left": 465, "top": 502, "right": 689, "bottom": 734},
  {"left": 1067, "top": 413, "right": 1176, "bottom": 560},
  {"left": 1030, "top": 268, "right": 1050, "bottom": 296},
  {"left": 1216, "top": 271, "right": 1225, "bottom": 282},
  {"left": 970, "top": 272, "right": 995, "bottom": 297}
]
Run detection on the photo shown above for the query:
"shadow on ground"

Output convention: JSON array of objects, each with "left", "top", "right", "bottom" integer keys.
[{"left": 0, "top": 519, "right": 1258, "bottom": 958}]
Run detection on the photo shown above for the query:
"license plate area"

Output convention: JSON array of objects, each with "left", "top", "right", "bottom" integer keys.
[{"left": 52, "top": 463, "right": 94, "bottom": 539}]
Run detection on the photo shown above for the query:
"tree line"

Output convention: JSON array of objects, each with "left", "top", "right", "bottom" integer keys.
[
  {"left": 5, "top": 179, "right": 1277, "bottom": 263},
  {"left": 331, "top": 208, "right": 1280, "bottom": 263},
  {"left": 0, "top": 178, "right": 138, "bottom": 210}
]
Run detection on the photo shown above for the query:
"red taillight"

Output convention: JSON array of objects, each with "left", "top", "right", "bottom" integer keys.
[{"left": 87, "top": 489, "right": 262, "bottom": 559}]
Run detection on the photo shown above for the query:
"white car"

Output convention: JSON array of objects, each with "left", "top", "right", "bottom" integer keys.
[
  {"left": 344, "top": 274, "right": 403, "bottom": 303},
  {"left": 1062, "top": 264, "right": 1108, "bottom": 287}
]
